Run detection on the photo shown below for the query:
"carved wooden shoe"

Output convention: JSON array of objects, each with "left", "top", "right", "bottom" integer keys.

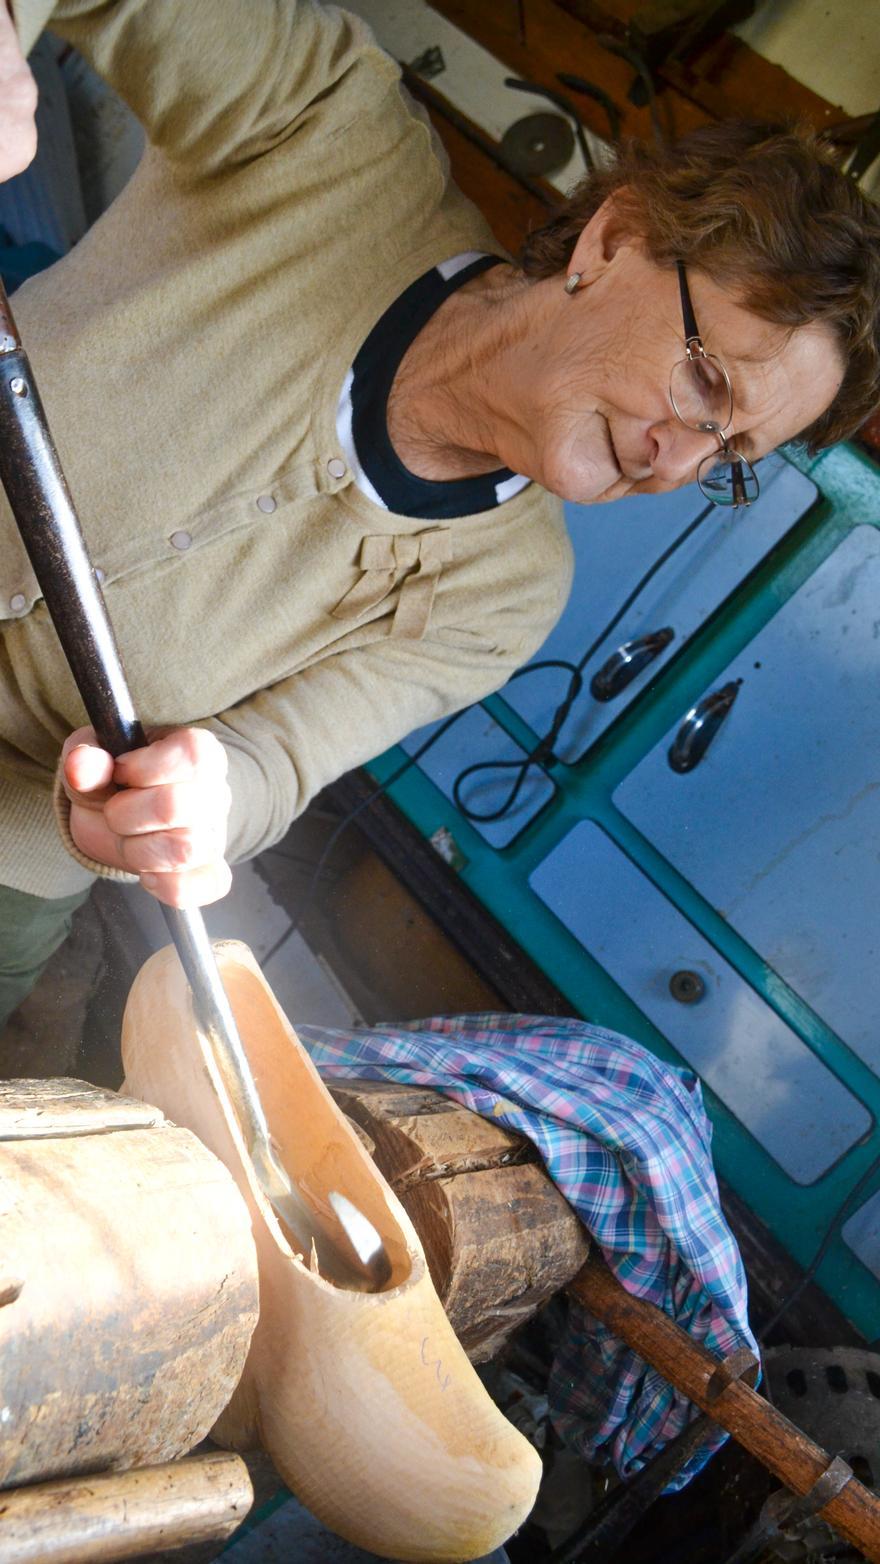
[{"left": 121, "top": 940, "right": 541, "bottom": 1562}]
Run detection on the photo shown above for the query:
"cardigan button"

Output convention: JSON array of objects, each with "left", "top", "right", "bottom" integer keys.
[
  {"left": 256, "top": 494, "right": 277, "bottom": 513},
  {"left": 327, "top": 457, "right": 346, "bottom": 479},
  {"left": 9, "top": 593, "right": 26, "bottom": 613},
  {"left": 170, "top": 530, "right": 192, "bottom": 551}
]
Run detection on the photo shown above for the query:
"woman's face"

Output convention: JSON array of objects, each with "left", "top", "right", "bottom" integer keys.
[{"left": 512, "top": 212, "right": 845, "bottom": 506}]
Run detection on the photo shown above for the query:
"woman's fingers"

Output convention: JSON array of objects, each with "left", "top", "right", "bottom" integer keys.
[
  {"left": 110, "top": 820, "right": 228, "bottom": 876},
  {"left": 140, "top": 859, "right": 234, "bottom": 910},
  {"left": 103, "top": 778, "right": 232, "bottom": 837},
  {"left": 64, "top": 726, "right": 233, "bottom": 908},
  {"left": 114, "top": 727, "right": 228, "bottom": 788}
]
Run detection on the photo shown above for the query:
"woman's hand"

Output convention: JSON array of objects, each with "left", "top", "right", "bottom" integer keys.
[
  {"left": 0, "top": 4, "right": 38, "bottom": 184},
  {"left": 62, "top": 727, "right": 234, "bottom": 907}
]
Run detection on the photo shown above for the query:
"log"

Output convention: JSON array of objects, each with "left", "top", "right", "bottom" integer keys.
[
  {"left": 0, "top": 1451, "right": 253, "bottom": 1563},
  {"left": 0, "top": 1079, "right": 259, "bottom": 1489},
  {"left": 0, "top": 1078, "right": 158, "bottom": 1137},
  {"left": 329, "top": 1080, "right": 590, "bottom": 1359},
  {"left": 121, "top": 941, "right": 542, "bottom": 1564},
  {"left": 571, "top": 1253, "right": 880, "bottom": 1564}
]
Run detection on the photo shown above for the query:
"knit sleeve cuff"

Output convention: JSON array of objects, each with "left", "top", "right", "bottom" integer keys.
[{"left": 52, "top": 764, "right": 140, "bottom": 885}]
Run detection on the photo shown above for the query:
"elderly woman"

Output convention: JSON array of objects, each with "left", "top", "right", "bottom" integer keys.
[{"left": 0, "top": 0, "right": 878, "bottom": 1028}]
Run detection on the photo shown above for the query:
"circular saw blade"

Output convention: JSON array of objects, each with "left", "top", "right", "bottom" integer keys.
[{"left": 500, "top": 112, "right": 574, "bottom": 178}]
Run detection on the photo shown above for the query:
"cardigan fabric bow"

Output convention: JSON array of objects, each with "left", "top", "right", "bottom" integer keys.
[{"left": 331, "top": 528, "right": 453, "bottom": 639}]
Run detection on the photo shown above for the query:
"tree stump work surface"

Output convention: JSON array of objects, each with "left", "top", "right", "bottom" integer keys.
[{"left": 328, "top": 1080, "right": 589, "bottom": 1360}]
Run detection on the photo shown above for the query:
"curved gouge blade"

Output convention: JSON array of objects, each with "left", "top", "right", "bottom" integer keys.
[
  {"left": 172, "top": 907, "right": 391, "bottom": 1292},
  {"left": 329, "top": 1191, "right": 394, "bottom": 1290}
]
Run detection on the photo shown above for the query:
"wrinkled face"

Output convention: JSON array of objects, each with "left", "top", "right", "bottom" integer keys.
[{"left": 515, "top": 210, "right": 845, "bottom": 506}]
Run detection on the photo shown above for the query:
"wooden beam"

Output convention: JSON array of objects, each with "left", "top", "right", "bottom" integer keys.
[
  {"left": 426, "top": 0, "right": 712, "bottom": 145},
  {"left": 555, "top": 0, "right": 852, "bottom": 130},
  {"left": 572, "top": 1253, "right": 880, "bottom": 1563},
  {"left": 0, "top": 1453, "right": 253, "bottom": 1564},
  {"left": 427, "top": 0, "right": 855, "bottom": 143}
]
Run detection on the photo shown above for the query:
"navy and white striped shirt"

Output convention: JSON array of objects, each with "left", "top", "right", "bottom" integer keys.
[{"left": 335, "top": 251, "right": 530, "bottom": 519}]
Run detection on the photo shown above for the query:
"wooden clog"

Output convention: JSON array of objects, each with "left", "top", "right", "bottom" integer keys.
[{"left": 121, "top": 940, "right": 541, "bottom": 1562}]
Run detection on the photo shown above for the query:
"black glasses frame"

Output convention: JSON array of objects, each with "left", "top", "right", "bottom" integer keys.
[{"left": 672, "top": 262, "right": 759, "bottom": 509}]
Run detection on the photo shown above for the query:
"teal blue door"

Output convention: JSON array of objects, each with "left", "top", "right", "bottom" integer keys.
[{"left": 368, "top": 443, "right": 880, "bottom": 1341}]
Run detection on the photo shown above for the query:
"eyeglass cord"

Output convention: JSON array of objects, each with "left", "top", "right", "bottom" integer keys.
[{"left": 451, "top": 498, "right": 715, "bottom": 823}]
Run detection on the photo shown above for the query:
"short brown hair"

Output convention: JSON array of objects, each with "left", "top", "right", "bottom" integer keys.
[{"left": 521, "top": 121, "right": 880, "bottom": 452}]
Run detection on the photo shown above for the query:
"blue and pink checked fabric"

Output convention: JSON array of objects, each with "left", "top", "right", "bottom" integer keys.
[{"left": 298, "top": 1013, "right": 759, "bottom": 1491}]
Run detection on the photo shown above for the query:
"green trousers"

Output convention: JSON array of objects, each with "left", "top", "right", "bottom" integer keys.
[{"left": 0, "top": 882, "right": 92, "bottom": 1033}]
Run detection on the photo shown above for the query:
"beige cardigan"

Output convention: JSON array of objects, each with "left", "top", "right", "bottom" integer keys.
[{"left": 1, "top": 0, "right": 573, "bottom": 898}]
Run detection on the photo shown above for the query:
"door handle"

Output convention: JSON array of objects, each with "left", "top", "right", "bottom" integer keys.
[
  {"left": 590, "top": 627, "right": 675, "bottom": 702},
  {"left": 668, "top": 680, "right": 741, "bottom": 773}
]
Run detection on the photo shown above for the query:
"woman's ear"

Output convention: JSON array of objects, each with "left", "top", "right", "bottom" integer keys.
[{"left": 567, "top": 190, "right": 639, "bottom": 285}]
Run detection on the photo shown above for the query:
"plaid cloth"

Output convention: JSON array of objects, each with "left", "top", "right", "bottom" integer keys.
[{"left": 298, "top": 1013, "right": 759, "bottom": 1491}]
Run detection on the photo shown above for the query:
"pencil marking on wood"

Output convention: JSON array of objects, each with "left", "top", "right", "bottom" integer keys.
[{"left": 421, "top": 1335, "right": 452, "bottom": 1392}]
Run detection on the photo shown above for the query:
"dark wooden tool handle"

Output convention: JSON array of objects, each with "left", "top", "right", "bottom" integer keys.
[
  {"left": 570, "top": 1253, "right": 880, "bottom": 1563},
  {"left": 0, "top": 1451, "right": 253, "bottom": 1562},
  {"left": 0, "top": 330, "right": 143, "bottom": 758},
  {"left": 0, "top": 280, "right": 237, "bottom": 1048}
]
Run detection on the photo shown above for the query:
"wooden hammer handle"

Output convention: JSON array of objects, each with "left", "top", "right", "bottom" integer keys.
[
  {"left": 0, "top": 1451, "right": 253, "bottom": 1563},
  {"left": 570, "top": 1253, "right": 880, "bottom": 1563}
]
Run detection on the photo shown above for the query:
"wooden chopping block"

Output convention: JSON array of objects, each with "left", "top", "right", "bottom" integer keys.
[
  {"left": 328, "top": 1080, "right": 590, "bottom": 1360},
  {"left": 0, "top": 1450, "right": 253, "bottom": 1563},
  {"left": 0, "top": 1079, "right": 259, "bottom": 1490}
]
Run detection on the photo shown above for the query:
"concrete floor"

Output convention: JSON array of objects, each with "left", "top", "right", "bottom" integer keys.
[
  {"left": 222, "top": 1499, "right": 509, "bottom": 1563},
  {"left": 115, "top": 853, "right": 364, "bottom": 1031}
]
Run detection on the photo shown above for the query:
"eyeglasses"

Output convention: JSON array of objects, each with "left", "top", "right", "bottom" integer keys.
[{"left": 669, "top": 262, "right": 760, "bottom": 508}]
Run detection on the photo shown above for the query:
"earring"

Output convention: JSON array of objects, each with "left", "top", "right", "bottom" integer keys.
[{"left": 564, "top": 272, "right": 582, "bottom": 295}]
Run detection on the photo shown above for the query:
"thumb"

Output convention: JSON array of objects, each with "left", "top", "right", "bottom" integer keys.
[{"left": 62, "top": 729, "right": 116, "bottom": 807}]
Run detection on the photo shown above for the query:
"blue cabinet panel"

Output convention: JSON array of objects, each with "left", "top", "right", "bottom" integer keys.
[
  {"left": 529, "top": 823, "right": 871, "bottom": 1184},
  {"left": 400, "top": 705, "right": 555, "bottom": 848},
  {"left": 614, "top": 526, "right": 880, "bottom": 1072},
  {"left": 501, "top": 455, "right": 817, "bottom": 760},
  {"left": 843, "top": 1190, "right": 880, "bottom": 1281},
  {"left": 374, "top": 444, "right": 880, "bottom": 1336}
]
